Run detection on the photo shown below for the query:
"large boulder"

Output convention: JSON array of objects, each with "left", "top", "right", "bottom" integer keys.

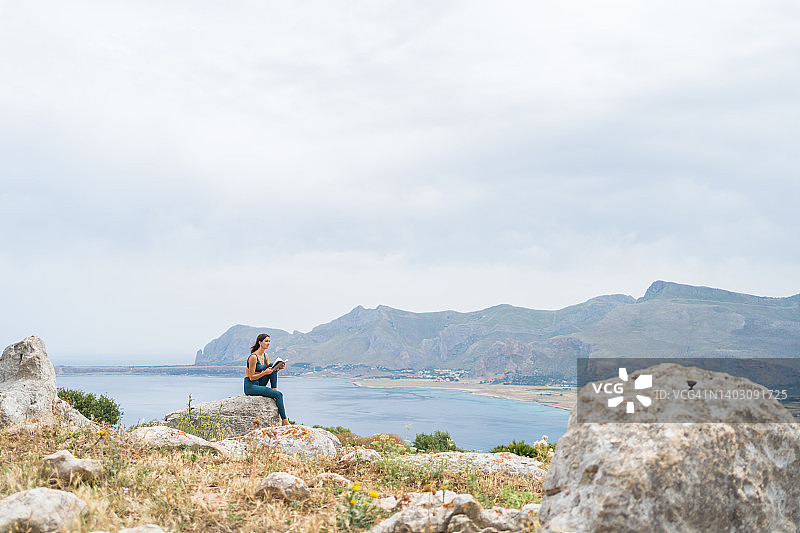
[
  {"left": 0, "top": 336, "right": 92, "bottom": 429},
  {"left": 163, "top": 394, "right": 281, "bottom": 437},
  {"left": 255, "top": 472, "right": 310, "bottom": 502},
  {"left": 127, "top": 425, "right": 230, "bottom": 456},
  {"left": 221, "top": 425, "right": 341, "bottom": 459},
  {"left": 0, "top": 487, "right": 88, "bottom": 532},
  {"left": 44, "top": 449, "right": 103, "bottom": 484},
  {"left": 539, "top": 363, "right": 800, "bottom": 532}
]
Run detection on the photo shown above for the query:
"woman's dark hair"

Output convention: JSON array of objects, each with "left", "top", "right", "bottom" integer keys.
[{"left": 250, "top": 333, "right": 270, "bottom": 354}]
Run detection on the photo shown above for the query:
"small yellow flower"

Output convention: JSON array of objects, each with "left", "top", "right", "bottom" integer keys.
[
  {"left": 350, "top": 499, "right": 356, "bottom": 505},
  {"left": 368, "top": 490, "right": 379, "bottom": 498},
  {"left": 353, "top": 485, "right": 361, "bottom": 492}
]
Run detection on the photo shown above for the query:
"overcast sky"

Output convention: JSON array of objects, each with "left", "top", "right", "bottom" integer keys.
[{"left": 2, "top": 1, "right": 798, "bottom": 364}]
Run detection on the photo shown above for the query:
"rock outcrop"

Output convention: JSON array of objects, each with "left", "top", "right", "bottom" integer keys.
[
  {"left": 338, "top": 448, "right": 382, "bottom": 464},
  {"left": 44, "top": 449, "right": 103, "bottom": 484},
  {"left": 127, "top": 425, "right": 230, "bottom": 456},
  {"left": 0, "top": 487, "right": 87, "bottom": 532},
  {"left": 0, "top": 336, "right": 92, "bottom": 429},
  {"left": 128, "top": 424, "right": 341, "bottom": 461},
  {"left": 539, "top": 363, "right": 800, "bottom": 532},
  {"left": 221, "top": 425, "right": 341, "bottom": 459},
  {"left": 367, "top": 493, "right": 540, "bottom": 533},
  {"left": 396, "top": 451, "right": 547, "bottom": 480},
  {"left": 163, "top": 394, "right": 281, "bottom": 437},
  {"left": 255, "top": 472, "right": 310, "bottom": 502}
]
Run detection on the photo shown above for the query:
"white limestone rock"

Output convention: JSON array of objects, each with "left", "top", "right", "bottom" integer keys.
[
  {"left": 396, "top": 451, "right": 546, "bottom": 480},
  {"left": 163, "top": 394, "right": 281, "bottom": 437},
  {"left": 0, "top": 487, "right": 88, "bottom": 533},
  {"left": 400, "top": 490, "right": 458, "bottom": 509},
  {"left": 229, "top": 425, "right": 341, "bottom": 459},
  {"left": 367, "top": 493, "right": 538, "bottom": 533},
  {"left": 127, "top": 425, "right": 229, "bottom": 456},
  {"left": 44, "top": 449, "right": 103, "bottom": 484},
  {"left": 538, "top": 363, "right": 800, "bottom": 532},
  {"left": 0, "top": 336, "right": 92, "bottom": 429},
  {"left": 255, "top": 472, "right": 310, "bottom": 502},
  {"left": 338, "top": 447, "right": 382, "bottom": 464},
  {"left": 376, "top": 495, "right": 398, "bottom": 511},
  {"left": 216, "top": 436, "right": 250, "bottom": 459}
]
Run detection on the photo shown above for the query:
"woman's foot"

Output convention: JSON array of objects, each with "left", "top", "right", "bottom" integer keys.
[{"left": 281, "top": 419, "right": 291, "bottom": 426}]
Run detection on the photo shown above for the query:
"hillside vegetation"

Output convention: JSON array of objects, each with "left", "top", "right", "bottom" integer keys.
[{"left": 0, "top": 423, "right": 546, "bottom": 532}]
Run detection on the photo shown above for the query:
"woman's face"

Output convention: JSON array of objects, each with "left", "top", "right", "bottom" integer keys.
[{"left": 260, "top": 337, "right": 271, "bottom": 349}]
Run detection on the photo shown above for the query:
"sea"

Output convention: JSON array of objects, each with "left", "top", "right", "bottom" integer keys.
[{"left": 55, "top": 375, "right": 569, "bottom": 451}]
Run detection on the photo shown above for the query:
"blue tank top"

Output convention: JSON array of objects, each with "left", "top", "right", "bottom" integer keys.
[{"left": 247, "top": 354, "right": 268, "bottom": 381}]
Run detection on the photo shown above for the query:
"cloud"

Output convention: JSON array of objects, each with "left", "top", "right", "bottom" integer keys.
[{"left": 1, "top": 0, "right": 798, "bottom": 360}]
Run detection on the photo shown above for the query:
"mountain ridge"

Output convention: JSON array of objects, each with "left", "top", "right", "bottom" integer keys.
[{"left": 195, "top": 281, "right": 800, "bottom": 381}]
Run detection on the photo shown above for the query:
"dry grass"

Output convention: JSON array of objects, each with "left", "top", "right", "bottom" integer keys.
[{"left": 0, "top": 423, "right": 544, "bottom": 532}]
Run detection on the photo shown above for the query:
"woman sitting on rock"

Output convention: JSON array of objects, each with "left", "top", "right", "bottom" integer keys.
[{"left": 244, "top": 333, "right": 290, "bottom": 426}]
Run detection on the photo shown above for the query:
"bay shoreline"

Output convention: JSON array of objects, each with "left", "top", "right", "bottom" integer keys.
[
  {"left": 55, "top": 366, "right": 576, "bottom": 412},
  {"left": 352, "top": 377, "right": 576, "bottom": 411}
]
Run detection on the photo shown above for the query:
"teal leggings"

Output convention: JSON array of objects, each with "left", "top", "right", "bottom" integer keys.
[{"left": 244, "top": 373, "right": 287, "bottom": 420}]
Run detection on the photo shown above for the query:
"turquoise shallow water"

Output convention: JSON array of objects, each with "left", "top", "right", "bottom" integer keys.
[{"left": 56, "top": 375, "right": 569, "bottom": 450}]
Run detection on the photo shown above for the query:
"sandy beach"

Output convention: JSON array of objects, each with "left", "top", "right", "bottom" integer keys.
[{"left": 352, "top": 378, "right": 576, "bottom": 411}]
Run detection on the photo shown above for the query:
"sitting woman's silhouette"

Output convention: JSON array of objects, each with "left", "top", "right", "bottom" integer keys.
[{"left": 243, "top": 333, "right": 289, "bottom": 425}]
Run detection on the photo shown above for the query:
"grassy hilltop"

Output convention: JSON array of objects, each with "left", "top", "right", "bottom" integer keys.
[{"left": 1, "top": 422, "right": 549, "bottom": 532}]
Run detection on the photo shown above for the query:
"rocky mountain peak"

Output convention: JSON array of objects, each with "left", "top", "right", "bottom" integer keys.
[{"left": 638, "top": 280, "right": 789, "bottom": 305}]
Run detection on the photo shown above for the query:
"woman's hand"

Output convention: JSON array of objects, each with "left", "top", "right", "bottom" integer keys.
[{"left": 263, "top": 367, "right": 273, "bottom": 375}]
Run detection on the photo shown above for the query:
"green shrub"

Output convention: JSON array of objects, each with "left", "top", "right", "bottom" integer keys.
[
  {"left": 491, "top": 439, "right": 555, "bottom": 463},
  {"left": 58, "top": 388, "right": 123, "bottom": 425},
  {"left": 412, "top": 430, "right": 459, "bottom": 452}
]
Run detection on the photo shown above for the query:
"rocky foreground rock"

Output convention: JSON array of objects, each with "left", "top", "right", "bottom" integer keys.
[
  {"left": 0, "top": 487, "right": 87, "bottom": 532},
  {"left": 44, "top": 449, "right": 102, "bottom": 484},
  {"left": 221, "top": 424, "right": 342, "bottom": 458},
  {"left": 539, "top": 363, "right": 800, "bottom": 532},
  {"left": 396, "top": 451, "right": 547, "bottom": 481},
  {"left": 127, "top": 425, "right": 231, "bottom": 455},
  {"left": 255, "top": 472, "right": 310, "bottom": 502},
  {"left": 162, "top": 394, "right": 281, "bottom": 437},
  {"left": 368, "top": 493, "right": 540, "bottom": 533},
  {"left": 0, "top": 336, "right": 92, "bottom": 429},
  {"left": 126, "top": 424, "right": 342, "bottom": 460}
]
